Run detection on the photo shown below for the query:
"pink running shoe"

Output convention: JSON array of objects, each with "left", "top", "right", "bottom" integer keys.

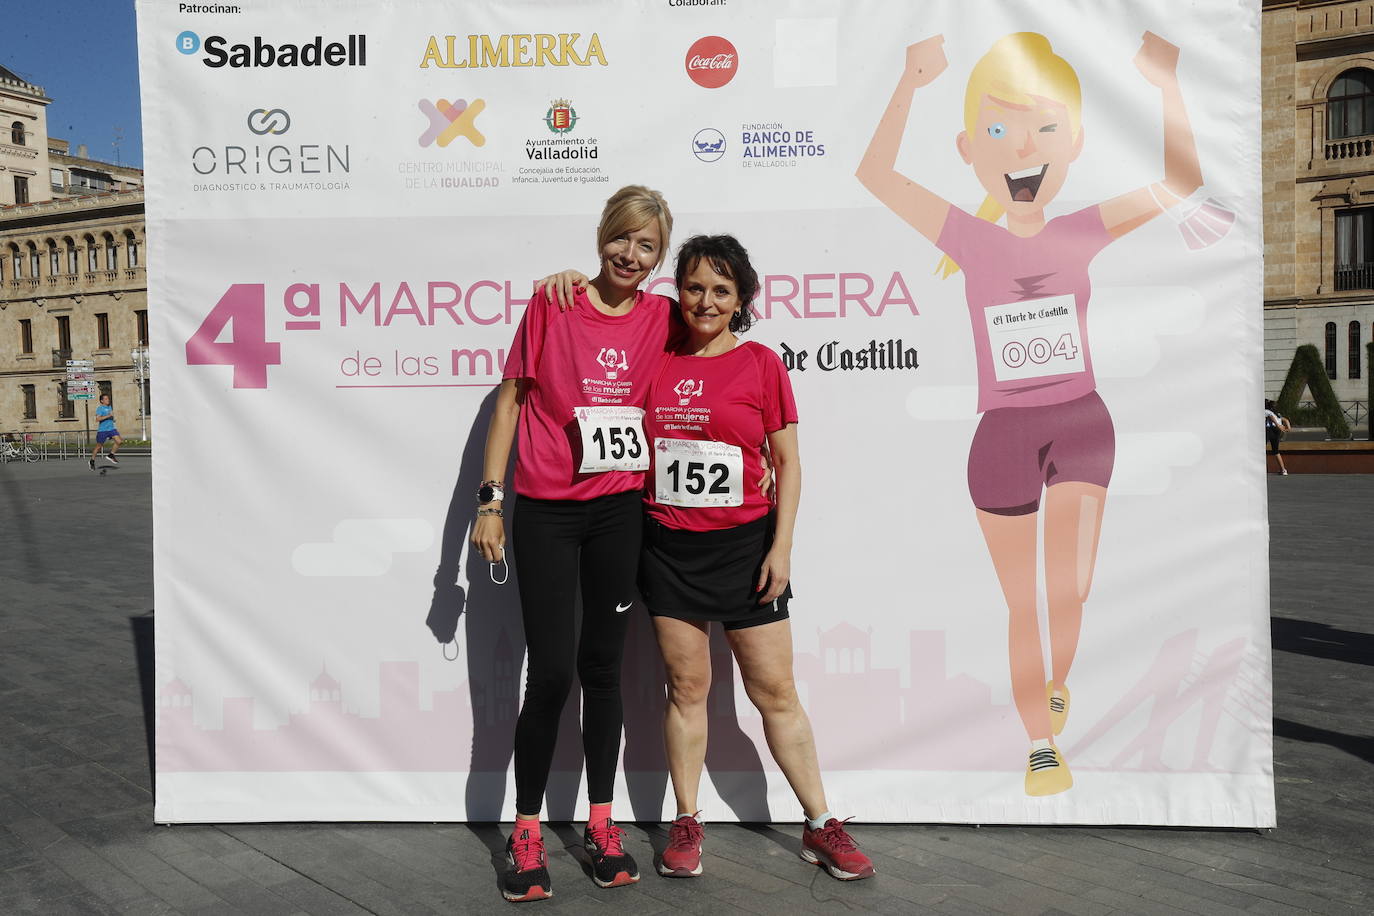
[
  {"left": 658, "top": 814, "right": 704, "bottom": 877},
  {"left": 800, "top": 817, "right": 875, "bottom": 881},
  {"left": 583, "top": 818, "right": 639, "bottom": 888}
]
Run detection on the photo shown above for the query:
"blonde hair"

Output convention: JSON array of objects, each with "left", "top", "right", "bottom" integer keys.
[
  {"left": 939, "top": 32, "right": 1082, "bottom": 278},
  {"left": 597, "top": 185, "right": 673, "bottom": 269}
]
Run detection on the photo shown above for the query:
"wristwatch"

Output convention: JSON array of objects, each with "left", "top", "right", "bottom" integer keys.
[{"left": 477, "top": 480, "right": 505, "bottom": 504}]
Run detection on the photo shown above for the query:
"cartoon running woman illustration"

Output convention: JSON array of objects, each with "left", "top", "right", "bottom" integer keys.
[{"left": 856, "top": 31, "right": 1201, "bottom": 795}]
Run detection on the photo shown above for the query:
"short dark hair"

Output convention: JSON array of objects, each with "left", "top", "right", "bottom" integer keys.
[{"left": 673, "top": 234, "right": 759, "bottom": 334}]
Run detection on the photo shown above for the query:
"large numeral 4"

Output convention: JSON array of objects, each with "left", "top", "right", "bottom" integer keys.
[{"left": 185, "top": 284, "right": 283, "bottom": 389}]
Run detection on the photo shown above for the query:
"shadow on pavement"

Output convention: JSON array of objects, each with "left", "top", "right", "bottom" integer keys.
[{"left": 1271, "top": 616, "right": 1374, "bottom": 667}]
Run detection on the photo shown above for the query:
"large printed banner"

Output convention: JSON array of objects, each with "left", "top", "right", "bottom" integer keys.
[{"left": 138, "top": 0, "right": 1273, "bottom": 825}]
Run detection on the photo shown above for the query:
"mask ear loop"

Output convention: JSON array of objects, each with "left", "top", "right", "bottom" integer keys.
[
  {"left": 442, "top": 639, "right": 459, "bottom": 661},
  {"left": 490, "top": 544, "right": 509, "bottom": 585}
]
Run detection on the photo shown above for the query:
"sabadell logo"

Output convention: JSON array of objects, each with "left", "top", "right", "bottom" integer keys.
[
  {"left": 685, "top": 35, "right": 737, "bottom": 89},
  {"left": 175, "top": 30, "right": 367, "bottom": 68}
]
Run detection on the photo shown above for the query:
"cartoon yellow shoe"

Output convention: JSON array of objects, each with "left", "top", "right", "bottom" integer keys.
[
  {"left": 1025, "top": 742, "right": 1073, "bottom": 796},
  {"left": 1046, "top": 681, "right": 1071, "bottom": 736}
]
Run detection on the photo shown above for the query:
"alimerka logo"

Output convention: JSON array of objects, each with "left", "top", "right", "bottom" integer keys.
[
  {"left": 418, "top": 97, "right": 487, "bottom": 148},
  {"left": 420, "top": 33, "right": 607, "bottom": 68},
  {"left": 178, "top": 31, "right": 367, "bottom": 68}
]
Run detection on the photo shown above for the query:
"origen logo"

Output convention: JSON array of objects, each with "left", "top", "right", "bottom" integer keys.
[
  {"left": 247, "top": 108, "right": 291, "bottom": 135},
  {"left": 692, "top": 128, "right": 725, "bottom": 162},
  {"left": 674, "top": 378, "right": 704, "bottom": 405},
  {"left": 418, "top": 97, "right": 487, "bottom": 148},
  {"left": 685, "top": 35, "right": 737, "bottom": 89}
]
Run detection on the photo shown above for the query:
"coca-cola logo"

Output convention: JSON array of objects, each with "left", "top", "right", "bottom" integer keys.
[{"left": 685, "top": 35, "right": 737, "bottom": 89}]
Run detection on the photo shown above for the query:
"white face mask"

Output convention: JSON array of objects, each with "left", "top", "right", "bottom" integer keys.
[
  {"left": 1148, "top": 183, "right": 1236, "bottom": 250},
  {"left": 490, "top": 544, "right": 509, "bottom": 585}
]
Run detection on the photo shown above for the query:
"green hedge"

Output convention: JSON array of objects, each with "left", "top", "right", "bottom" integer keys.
[{"left": 1277, "top": 344, "right": 1351, "bottom": 439}]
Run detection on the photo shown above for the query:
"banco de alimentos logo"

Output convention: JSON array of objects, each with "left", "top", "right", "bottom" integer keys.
[{"left": 418, "top": 97, "right": 487, "bottom": 148}]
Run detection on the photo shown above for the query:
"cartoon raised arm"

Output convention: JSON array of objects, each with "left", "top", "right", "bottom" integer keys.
[
  {"left": 855, "top": 35, "right": 954, "bottom": 245},
  {"left": 1098, "top": 31, "right": 1203, "bottom": 239}
]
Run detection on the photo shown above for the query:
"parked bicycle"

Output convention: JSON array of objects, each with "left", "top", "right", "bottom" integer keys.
[{"left": 0, "top": 434, "right": 39, "bottom": 463}]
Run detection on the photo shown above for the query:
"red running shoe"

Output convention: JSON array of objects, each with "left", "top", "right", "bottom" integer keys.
[
  {"left": 800, "top": 817, "right": 875, "bottom": 881},
  {"left": 583, "top": 818, "right": 639, "bottom": 888},
  {"left": 502, "top": 828, "right": 551, "bottom": 902},
  {"left": 658, "top": 814, "right": 704, "bottom": 877}
]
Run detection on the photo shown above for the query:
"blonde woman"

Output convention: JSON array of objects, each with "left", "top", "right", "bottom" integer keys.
[
  {"left": 472, "top": 185, "right": 673, "bottom": 901},
  {"left": 856, "top": 31, "right": 1202, "bottom": 795}
]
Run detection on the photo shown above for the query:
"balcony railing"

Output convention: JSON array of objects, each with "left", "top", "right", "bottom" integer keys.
[
  {"left": 1325, "top": 137, "right": 1374, "bottom": 161},
  {"left": 1334, "top": 264, "right": 1374, "bottom": 291}
]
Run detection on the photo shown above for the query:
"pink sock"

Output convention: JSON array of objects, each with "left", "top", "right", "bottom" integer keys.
[
  {"left": 588, "top": 801, "right": 613, "bottom": 829},
  {"left": 514, "top": 814, "right": 541, "bottom": 840}
]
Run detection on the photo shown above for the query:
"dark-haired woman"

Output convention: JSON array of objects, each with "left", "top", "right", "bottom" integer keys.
[{"left": 643, "top": 235, "right": 874, "bottom": 882}]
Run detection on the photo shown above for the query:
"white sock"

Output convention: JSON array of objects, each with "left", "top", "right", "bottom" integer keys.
[
  {"left": 806, "top": 811, "right": 834, "bottom": 830},
  {"left": 677, "top": 812, "right": 698, "bottom": 822},
  {"left": 1031, "top": 738, "right": 1053, "bottom": 752}
]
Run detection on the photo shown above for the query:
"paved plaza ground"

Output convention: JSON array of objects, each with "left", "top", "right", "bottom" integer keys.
[{"left": 0, "top": 458, "right": 1370, "bottom": 914}]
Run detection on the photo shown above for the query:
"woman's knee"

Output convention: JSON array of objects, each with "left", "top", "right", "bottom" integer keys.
[
  {"left": 743, "top": 675, "right": 800, "bottom": 716},
  {"left": 664, "top": 666, "right": 711, "bottom": 709}
]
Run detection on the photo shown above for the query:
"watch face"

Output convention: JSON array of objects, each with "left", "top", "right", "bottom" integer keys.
[{"left": 478, "top": 485, "right": 495, "bottom": 503}]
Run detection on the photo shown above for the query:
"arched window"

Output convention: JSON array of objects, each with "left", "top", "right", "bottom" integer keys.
[
  {"left": 1352, "top": 321, "right": 1364, "bottom": 380},
  {"left": 26, "top": 242, "right": 39, "bottom": 278},
  {"left": 47, "top": 240, "right": 59, "bottom": 276},
  {"left": 9, "top": 121, "right": 23, "bottom": 145},
  {"left": 1326, "top": 321, "right": 1339, "bottom": 378},
  {"left": 103, "top": 233, "right": 117, "bottom": 270},
  {"left": 64, "top": 237, "right": 76, "bottom": 274},
  {"left": 84, "top": 234, "right": 97, "bottom": 272},
  {"left": 124, "top": 230, "right": 138, "bottom": 268},
  {"left": 8, "top": 244, "right": 20, "bottom": 279},
  {"left": 1329, "top": 69, "right": 1374, "bottom": 140}
]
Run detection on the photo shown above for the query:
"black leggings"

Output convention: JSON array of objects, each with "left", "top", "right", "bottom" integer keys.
[{"left": 511, "top": 490, "right": 641, "bottom": 815}]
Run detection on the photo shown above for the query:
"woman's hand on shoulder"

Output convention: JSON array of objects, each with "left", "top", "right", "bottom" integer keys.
[
  {"left": 756, "top": 545, "right": 791, "bottom": 605},
  {"left": 533, "top": 270, "right": 589, "bottom": 311}
]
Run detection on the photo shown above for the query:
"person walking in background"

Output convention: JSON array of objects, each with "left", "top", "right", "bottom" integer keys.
[
  {"left": 90, "top": 393, "right": 122, "bottom": 468},
  {"left": 1265, "top": 399, "right": 1290, "bottom": 475}
]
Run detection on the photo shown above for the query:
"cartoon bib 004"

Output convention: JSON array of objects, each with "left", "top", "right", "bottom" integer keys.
[
  {"left": 654, "top": 438, "right": 744, "bottom": 508},
  {"left": 984, "top": 294, "right": 1085, "bottom": 382},
  {"left": 576, "top": 406, "right": 649, "bottom": 473}
]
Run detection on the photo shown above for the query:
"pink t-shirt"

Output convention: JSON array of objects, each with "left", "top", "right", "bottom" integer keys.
[
  {"left": 936, "top": 204, "right": 1113, "bottom": 413},
  {"left": 644, "top": 341, "right": 798, "bottom": 532},
  {"left": 504, "top": 287, "right": 674, "bottom": 500}
]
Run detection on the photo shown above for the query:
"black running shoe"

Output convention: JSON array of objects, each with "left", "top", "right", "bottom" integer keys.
[
  {"left": 107, "top": 453, "right": 119, "bottom": 464},
  {"left": 502, "top": 828, "right": 551, "bottom": 903},
  {"left": 583, "top": 818, "right": 639, "bottom": 888}
]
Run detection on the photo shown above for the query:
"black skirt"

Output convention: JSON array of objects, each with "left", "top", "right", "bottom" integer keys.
[{"left": 639, "top": 513, "right": 792, "bottom": 631}]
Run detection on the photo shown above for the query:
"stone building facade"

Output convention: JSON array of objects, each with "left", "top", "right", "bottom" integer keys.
[
  {"left": 1264, "top": 0, "right": 1374, "bottom": 407},
  {"left": 0, "top": 63, "right": 148, "bottom": 442}
]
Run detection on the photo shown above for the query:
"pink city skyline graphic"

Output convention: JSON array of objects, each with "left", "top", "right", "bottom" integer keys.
[{"left": 157, "top": 623, "right": 1268, "bottom": 776}]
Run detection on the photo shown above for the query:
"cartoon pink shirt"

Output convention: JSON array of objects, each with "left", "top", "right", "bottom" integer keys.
[
  {"left": 504, "top": 287, "right": 673, "bottom": 500},
  {"left": 644, "top": 341, "right": 798, "bottom": 532},
  {"left": 936, "top": 204, "right": 1113, "bottom": 412}
]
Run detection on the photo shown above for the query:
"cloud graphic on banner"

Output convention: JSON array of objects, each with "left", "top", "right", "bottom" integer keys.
[
  {"left": 1111, "top": 433, "right": 1204, "bottom": 495},
  {"left": 1091, "top": 287, "right": 1205, "bottom": 378},
  {"left": 905, "top": 385, "right": 979, "bottom": 421},
  {"left": 292, "top": 519, "right": 434, "bottom": 577}
]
